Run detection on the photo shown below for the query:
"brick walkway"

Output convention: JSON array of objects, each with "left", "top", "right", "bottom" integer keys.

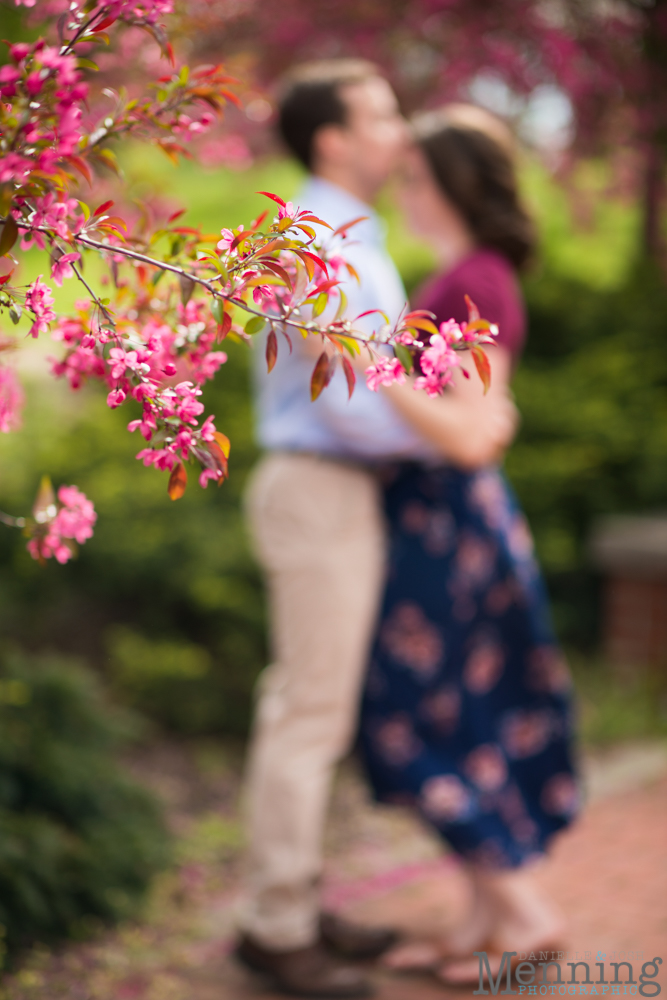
[
  {"left": 179, "top": 746, "right": 667, "bottom": 1000},
  {"left": 3, "top": 743, "right": 665, "bottom": 1000}
]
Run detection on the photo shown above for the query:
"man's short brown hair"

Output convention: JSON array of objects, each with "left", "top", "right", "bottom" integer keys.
[{"left": 277, "top": 59, "right": 380, "bottom": 170}]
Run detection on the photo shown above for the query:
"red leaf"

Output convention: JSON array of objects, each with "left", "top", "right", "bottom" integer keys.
[
  {"left": 298, "top": 249, "right": 328, "bottom": 275},
  {"left": 250, "top": 210, "right": 268, "bottom": 231},
  {"left": 260, "top": 260, "right": 292, "bottom": 288},
  {"left": 93, "top": 199, "right": 114, "bottom": 217},
  {"left": 355, "top": 308, "right": 389, "bottom": 322},
  {"left": 403, "top": 309, "right": 437, "bottom": 321},
  {"left": 207, "top": 442, "right": 229, "bottom": 479},
  {"left": 342, "top": 357, "right": 356, "bottom": 400},
  {"left": 266, "top": 328, "right": 277, "bottom": 373},
  {"left": 310, "top": 352, "right": 330, "bottom": 401},
  {"left": 66, "top": 156, "right": 93, "bottom": 185},
  {"left": 93, "top": 15, "right": 116, "bottom": 30},
  {"left": 257, "top": 191, "right": 286, "bottom": 207},
  {"left": 217, "top": 311, "right": 232, "bottom": 341},
  {"left": 165, "top": 41, "right": 175, "bottom": 67},
  {"left": 332, "top": 216, "right": 368, "bottom": 238},
  {"left": 0, "top": 271, "right": 13, "bottom": 285},
  {"left": 298, "top": 213, "right": 333, "bottom": 229},
  {"left": 312, "top": 278, "right": 341, "bottom": 295},
  {"left": 168, "top": 462, "right": 188, "bottom": 500},
  {"left": 465, "top": 295, "right": 480, "bottom": 323},
  {"left": 168, "top": 208, "right": 186, "bottom": 223},
  {"left": 471, "top": 345, "right": 491, "bottom": 394}
]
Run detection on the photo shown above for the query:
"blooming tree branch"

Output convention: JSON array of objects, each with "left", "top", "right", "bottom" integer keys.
[{"left": 0, "top": 0, "right": 497, "bottom": 563}]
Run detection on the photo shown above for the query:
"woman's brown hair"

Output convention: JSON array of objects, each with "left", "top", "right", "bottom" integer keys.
[{"left": 413, "top": 104, "right": 536, "bottom": 270}]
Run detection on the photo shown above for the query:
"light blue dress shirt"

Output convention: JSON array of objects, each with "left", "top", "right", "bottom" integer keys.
[{"left": 252, "top": 176, "right": 434, "bottom": 460}]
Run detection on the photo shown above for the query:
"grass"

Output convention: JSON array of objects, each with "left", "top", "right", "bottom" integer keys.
[{"left": 570, "top": 656, "right": 667, "bottom": 746}]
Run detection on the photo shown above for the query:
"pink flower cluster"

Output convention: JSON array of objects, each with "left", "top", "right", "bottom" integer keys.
[
  {"left": 14, "top": 0, "right": 173, "bottom": 23},
  {"left": 50, "top": 295, "right": 229, "bottom": 487},
  {"left": 24, "top": 275, "right": 56, "bottom": 338},
  {"left": 17, "top": 193, "right": 84, "bottom": 252},
  {"left": 106, "top": 0, "right": 174, "bottom": 23},
  {"left": 27, "top": 485, "right": 97, "bottom": 565},
  {"left": 365, "top": 356, "right": 407, "bottom": 392},
  {"left": 0, "top": 41, "right": 87, "bottom": 186},
  {"left": 414, "top": 322, "right": 463, "bottom": 398},
  {"left": 0, "top": 364, "right": 24, "bottom": 432}
]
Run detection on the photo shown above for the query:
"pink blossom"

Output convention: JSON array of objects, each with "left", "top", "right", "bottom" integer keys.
[
  {"left": 27, "top": 485, "right": 97, "bottom": 565},
  {"left": 108, "top": 348, "right": 142, "bottom": 380},
  {"left": 136, "top": 447, "right": 179, "bottom": 471},
  {"left": 413, "top": 330, "right": 461, "bottom": 397},
  {"left": 0, "top": 364, "right": 24, "bottom": 432},
  {"left": 0, "top": 64, "right": 21, "bottom": 96},
  {"left": 365, "top": 356, "right": 406, "bottom": 392},
  {"left": 0, "top": 152, "right": 32, "bottom": 183},
  {"left": 277, "top": 201, "right": 294, "bottom": 219},
  {"left": 24, "top": 275, "right": 56, "bottom": 338},
  {"left": 55, "top": 485, "right": 97, "bottom": 543},
  {"left": 51, "top": 252, "right": 81, "bottom": 287},
  {"left": 9, "top": 43, "right": 31, "bottom": 62},
  {"left": 107, "top": 388, "right": 127, "bottom": 408},
  {"left": 217, "top": 227, "right": 240, "bottom": 251},
  {"left": 199, "top": 414, "right": 217, "bottom": 441},
  {"left": 127, "top": 407, "right": 157, "bottom": 440},
  {"left": 199, "top": 468, "right": 221, "bottom": 487}
]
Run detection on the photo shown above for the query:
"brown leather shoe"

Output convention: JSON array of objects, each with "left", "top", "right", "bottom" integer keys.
[
  {"left": 235, "top": 933, "right": 374, "bottom": 998},
  {"left": 320, "top": 912, "right": 401, "bottom": 961}
]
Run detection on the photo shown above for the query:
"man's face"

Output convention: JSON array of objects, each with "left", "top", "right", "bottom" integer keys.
[{"left": 336, "top": 77, "right": 408, "bottom": 193}]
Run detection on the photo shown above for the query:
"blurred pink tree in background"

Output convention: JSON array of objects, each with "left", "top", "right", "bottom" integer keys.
[{"left": 182, "top": 0, "right": 667, "bottom": 260}]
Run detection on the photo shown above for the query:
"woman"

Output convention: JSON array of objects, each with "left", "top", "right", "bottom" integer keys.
[{"left": 357, "top": 105, "right": 579, "bottom": 985}]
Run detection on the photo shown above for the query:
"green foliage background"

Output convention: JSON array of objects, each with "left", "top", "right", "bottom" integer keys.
[
  {"left": 0, "top": 649, "right": 170, "bottom": 961},
  {"left": 1, "top": 151, "right": 665, "bottom": 734}
]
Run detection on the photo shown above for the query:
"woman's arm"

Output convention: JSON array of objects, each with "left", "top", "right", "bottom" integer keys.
[{"left": 381, "top": 345, "right": 520, "bottom": 469}]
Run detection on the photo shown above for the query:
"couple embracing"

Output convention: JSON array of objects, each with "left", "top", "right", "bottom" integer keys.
[{"left": 235, "top": 60, "right": 579, "bottom": 998}]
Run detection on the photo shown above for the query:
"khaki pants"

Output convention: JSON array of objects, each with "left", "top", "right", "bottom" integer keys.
[{"left": 240, "top": 452, "right": 385, "bottom": 950}]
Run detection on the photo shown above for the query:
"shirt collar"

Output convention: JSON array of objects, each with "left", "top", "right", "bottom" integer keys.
[{"left": 296, "top": 175, "right": 385, "bottom": 246}]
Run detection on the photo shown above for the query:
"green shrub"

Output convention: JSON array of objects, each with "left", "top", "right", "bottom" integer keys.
[
  {"left": 0, "top": 341, "right": 266, "bottom": 736},
  {"left": 509, "top": 261, "right": 667, "bottom": 645},
  {"left": 0, "top": 650, "right": 170, "bottom": 963}
]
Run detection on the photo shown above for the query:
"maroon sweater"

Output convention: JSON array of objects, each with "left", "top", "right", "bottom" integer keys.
[{"left": 415, "top": 248, "right": 526, "bottom": 364}]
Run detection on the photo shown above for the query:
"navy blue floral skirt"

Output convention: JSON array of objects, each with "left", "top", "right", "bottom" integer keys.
[{"left": 358, "top": 463, "right": 579, "bottom": 869}]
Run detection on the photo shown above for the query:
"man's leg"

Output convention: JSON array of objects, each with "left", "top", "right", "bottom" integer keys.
[{"left": 240, "top": 452, "right": 385, "bottom": 950}]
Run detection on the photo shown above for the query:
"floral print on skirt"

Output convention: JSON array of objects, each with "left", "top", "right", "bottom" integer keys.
[{"left": 358, "top": 462, "right": 579, "bottom": 869}]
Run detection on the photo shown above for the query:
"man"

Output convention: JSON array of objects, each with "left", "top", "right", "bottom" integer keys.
[{"left": 235, "top": 60, "right": 433, "bottom": 998}]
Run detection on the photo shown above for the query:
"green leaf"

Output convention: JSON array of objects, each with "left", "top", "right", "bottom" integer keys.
[
  {"left": 179, "top": 65, "right": 189, "bottom": 85},
  {"left": 77, "top": 58, "right": 100, "bottom": 71},
  {"left": 0, "top": 216, "right": 19, "bottom": 257},
  {"left": 312, "top": 292, "right": 328, "bottom": 318},
  {"left": 210, "top": 299, "right": 224, "bottom": 324},
  {"left": 334, "top": 288, "right": 348, "bottom": 323},
  {"left": 394, "top": 343, "right": 414, "bottom": 375},
  {"left": 245, "top": 316, "right": 266, "bottom": 336}
]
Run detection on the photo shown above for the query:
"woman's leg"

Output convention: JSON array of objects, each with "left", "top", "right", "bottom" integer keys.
[
  {"left": 438, "top": 863, "right": 565, "bottom": 984},
  {"left": 383, "top": 858, "right": 564, "bottom": 975}
]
